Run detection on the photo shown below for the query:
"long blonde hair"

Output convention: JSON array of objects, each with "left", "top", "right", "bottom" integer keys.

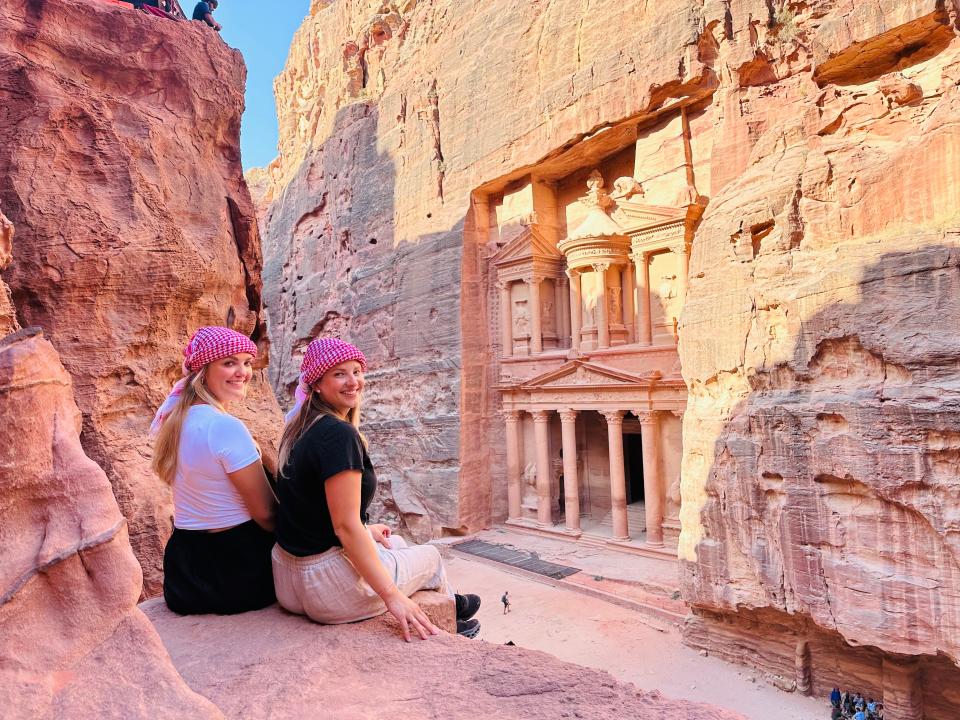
[
  {"left": 151, "top": 368, "right": 227, "bottom": 484},
  {"left": 278, "top": 388, "right": 364, "bottom": 477}
]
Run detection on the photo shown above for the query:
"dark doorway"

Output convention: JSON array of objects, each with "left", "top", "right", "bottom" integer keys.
[{"left": 623, "top": 433, "right": 644, "bottom": 504}]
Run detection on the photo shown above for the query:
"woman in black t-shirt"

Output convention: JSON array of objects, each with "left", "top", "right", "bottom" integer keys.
[{"left": 272, "top": 338, "right": 481, "bottom": 640}]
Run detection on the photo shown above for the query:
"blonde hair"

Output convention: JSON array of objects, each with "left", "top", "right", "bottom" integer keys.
[
  {"left": 150, "top": 368, "right": 226, "bottom": 484},
  {"left": 278, "top": 389, "right": 364, "bottom": 477}
]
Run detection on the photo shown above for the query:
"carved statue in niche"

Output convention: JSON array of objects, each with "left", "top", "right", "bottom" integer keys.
[
  {"left": 666, "top": 473, "right": 682, "bottom": 520},
  {"left": 659, "top": 272, "right": 677, "bottom": 302},
  {"left": 608, "top": 287, "right": 622, "bottom": 323},
  {"left": 611, "top": 176, "right": 644, "bottom": 201},
  {"left": 513, "top": 301, "right": 529, "bottom": 337},
  {"left": 542, "top": 296, "right": 554, "bottom": 325},
  {"left": 581, "top": 169, "right": 615, "bottom": 210},
  {"left": 522, "top": 461, "right": 537, "bottom": 506}
]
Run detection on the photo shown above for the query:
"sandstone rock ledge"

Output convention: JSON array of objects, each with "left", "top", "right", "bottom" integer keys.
[{"left": 144, "top": 598, "right": 744, "bottom": 720}]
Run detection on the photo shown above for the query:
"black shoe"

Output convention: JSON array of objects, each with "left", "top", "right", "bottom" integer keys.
[
  {"left": 457, "top": 618, "right": 481, "bottom": 639},
  {"left": 455, "top": 593, "right": 481, "bottom": 621}
]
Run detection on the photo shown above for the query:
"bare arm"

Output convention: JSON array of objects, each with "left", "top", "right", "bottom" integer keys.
[
  {"left": 227, "top": 460, "right": 276, "bottom": 531},
  {"left": 204, "top": 12, "right": 222, "bottom": 30},
  {"left": 325, "top": 470, "right": 439, "bottom": 641}
]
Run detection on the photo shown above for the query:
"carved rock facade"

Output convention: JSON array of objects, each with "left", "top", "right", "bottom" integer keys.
[
  {"left": 0, "top": 0, "right": 283, "bottom": 596},
  {"left": 259, "top": 1, "right": 960, "bottom": 716}
]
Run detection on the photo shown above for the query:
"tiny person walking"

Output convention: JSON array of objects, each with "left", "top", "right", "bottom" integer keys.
[{"left": 501, "top": 591, "right": 511, "bottom": 614}]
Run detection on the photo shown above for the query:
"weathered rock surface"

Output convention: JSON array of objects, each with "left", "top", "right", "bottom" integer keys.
[
  {"left": 144, "top": 598, "right": 744, "bottom": 720},
  {"left": 0, "top": 0, "right": 283, "bottom": 596},
  {"left": 0, "top": 209, "right": 19, "bottom": 336},
  {"left": 0, "top": 328, "right": 220, "bottom": 719},
  {"left": 673, "top": 1, "right": 960, "bottom": 716}
]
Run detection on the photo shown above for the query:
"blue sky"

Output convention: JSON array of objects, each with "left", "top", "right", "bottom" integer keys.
[{"left": 212, "top": 0, "right": 312, "bottom": 170}]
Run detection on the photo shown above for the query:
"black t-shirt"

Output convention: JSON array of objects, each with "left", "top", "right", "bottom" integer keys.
[{"left": 276, "top": 415, "right": 377, "bottom": 557}]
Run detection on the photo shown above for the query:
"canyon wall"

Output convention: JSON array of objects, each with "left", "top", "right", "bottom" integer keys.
[
  {"left": 259, "top": 0, "right": 960, "bottom": 716},
  {"left": 0, "top": 0, "right": 283, "bottom": 596},
  {"left": 676, "top": 2, "right": 960, "bottom": 717}
]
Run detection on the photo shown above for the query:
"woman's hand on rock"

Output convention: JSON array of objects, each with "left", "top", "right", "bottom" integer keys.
[
  {"left": 383, "top": 589, "right": 439, "bottom": 642},
  {"left": 368, "top": 523, "right": 392, "bottom": 548}
]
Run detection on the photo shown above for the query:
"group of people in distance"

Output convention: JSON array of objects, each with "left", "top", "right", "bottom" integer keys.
[
  {"left": 151, "top": 327, "right": 482, "bottom": 640},
  {"left": 131, "top": 0, "right": 222, "bottom": 32},
  {"left": 830, "top": 687, "right": 884, "bottom": 720}
]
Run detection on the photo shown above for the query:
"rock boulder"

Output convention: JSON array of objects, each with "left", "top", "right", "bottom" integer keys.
[{"left": 0, "top": 328, "right": 220, "bottom": 719}]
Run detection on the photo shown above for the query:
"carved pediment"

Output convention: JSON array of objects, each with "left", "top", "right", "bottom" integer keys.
[
  {"left": 490, "top": 225, "right": 562, "bottom": 268},
  {"left": 613, "top": 199, "right": 685, "bottom": 233},
  {"left": 519, "top": 360, "right": 660, "bottom": 390}
]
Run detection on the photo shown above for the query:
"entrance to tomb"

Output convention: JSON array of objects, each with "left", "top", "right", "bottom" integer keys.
[{"left": 623, "top": 432, "right": 644, "bottom": 504}]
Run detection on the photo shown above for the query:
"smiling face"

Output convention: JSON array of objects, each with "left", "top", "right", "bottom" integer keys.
[
  {"left": 313, "top": 359, "right": 365, "bottom": 417},
  {"left": 203, "top": 353, "right": 254, "bottom": 406}
]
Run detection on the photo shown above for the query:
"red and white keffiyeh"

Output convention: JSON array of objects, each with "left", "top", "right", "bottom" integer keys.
[
  {"left": 151, "top": 326, "right": 258, "bottom": 434},
  {"left": 285, "top": 337, "right": 367, "bottom": 423}
]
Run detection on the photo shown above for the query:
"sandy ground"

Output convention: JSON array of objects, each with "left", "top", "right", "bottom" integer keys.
[{"left": 445, "top": 553, "right": 828, "bottom": 720}]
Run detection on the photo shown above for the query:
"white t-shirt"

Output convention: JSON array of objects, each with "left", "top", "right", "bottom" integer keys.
[{"left": 172, "top": 404, "right": 261, "bottom": 530}]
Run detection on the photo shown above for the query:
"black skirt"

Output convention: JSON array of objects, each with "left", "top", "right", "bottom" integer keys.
[{"left": 163, "top": 519, "right": 276, "bottom": 615}]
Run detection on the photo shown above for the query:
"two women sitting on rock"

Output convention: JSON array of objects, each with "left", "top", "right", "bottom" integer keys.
[{"left": 152, "top": 328, "right": 480, "bottom": 639}]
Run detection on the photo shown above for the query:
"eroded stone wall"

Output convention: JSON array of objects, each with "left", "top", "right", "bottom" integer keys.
[
  {"left": 0, "top": 0, "right": 283, "bottom": 596},
  {"left": 675, "top": 2, "right": 960, "bottom": 717}
]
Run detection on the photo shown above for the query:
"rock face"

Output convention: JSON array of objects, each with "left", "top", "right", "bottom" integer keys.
[
  {"left": 0, "top": 0, "right": 283, "bottom": 596},
  {"left": 257, "top": 0, "right": 960, "bottom": 716},
  {"left": 143, "top": 598, "right": 745, "bottom": 720},
  {"left": 0, "top": 209, "right": 19, "bottom": 336},
  {"left": 673, "top": 3, "right": 960, "bottom": 718},
  {"left": 0, "top": 328, "right": 220, "bottom": 719}
]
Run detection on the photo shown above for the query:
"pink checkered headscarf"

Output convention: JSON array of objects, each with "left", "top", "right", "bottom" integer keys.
[
  {"left": 285, "top": 337, "right": 367, "bottom": 423},
  {"left": 151, "top": 326, "right": 258, "bottom": 434}
]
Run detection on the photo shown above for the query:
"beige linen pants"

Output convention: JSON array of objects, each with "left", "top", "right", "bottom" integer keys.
[{"left": 271, "top": 534, "right": 453, "bottom": 624}]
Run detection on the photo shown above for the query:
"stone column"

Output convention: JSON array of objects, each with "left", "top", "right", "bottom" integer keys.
[
  {"left": 555, "top": 276, "right": 569, "bottom": 348},
  {"left": 634, "top": 410, "right": 663, "bottom": 546},
  {"left": 622, "top": 263, "right": 635, "bottom": 344},
  {"left": 526, "top": 277, "right": 543, "bottom": 354},
  {"left": 633, "top": 252, "right": 652, "bottom": 346},
  {"left": 503, "top": 409, "right": 522, "bottom": 520},
  {"left": 593, "top": 262, "right": 610, "bottom": 349},
  {"left": 602, "top": 410, "right": 629, "bottom": 540},
  {"left": 531, "top": 410, "right": 552, "bottom": 526},
  {"left": 499, "top": 281, "right": 513, "bottom": 358},
  {"left": 567, "top": 269, "right": 582, "bottom": 354},
  {"left": 558, "top": 409, "right": 580, "bottom": 532}
]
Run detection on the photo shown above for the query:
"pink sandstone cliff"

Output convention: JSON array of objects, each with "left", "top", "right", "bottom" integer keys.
[
  {"left": 0, "top": 327, "right": 221, "bottom": 719},
  {"left": 0, "top": 209, "right": 19, "bottom": 336},
  {"left": 0, "top": 0, "right": 283, "bottom": 597},
  {"left": 675, "top": 3, "right": 960, "bottom": 718},
  {"left": 256, "top": 1, "right": 960, "bottom": 717}
]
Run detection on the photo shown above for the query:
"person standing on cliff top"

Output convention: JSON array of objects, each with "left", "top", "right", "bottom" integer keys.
[
  {"left": 151, "top": 326, "right": 277, "bottom": 615},
  {"left": 501, "top": 591, "right": 511, "bottom": 614},
  {"left": 271, "top": 338, "right": 483, "bottom": 640},
  {"left": 192, "top": 0, "right": 221, "bottom": 31}
]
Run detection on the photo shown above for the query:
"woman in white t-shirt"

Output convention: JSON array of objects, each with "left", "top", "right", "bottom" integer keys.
[{"left": 151, "top": 326, "right": 277, "bottom": 614}]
